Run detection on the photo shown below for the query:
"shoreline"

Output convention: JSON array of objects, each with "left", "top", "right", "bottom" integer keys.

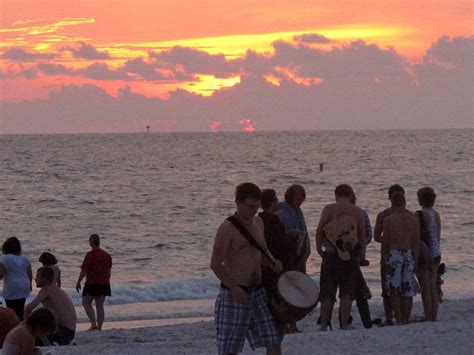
[{"left": 49, "top": 298, "right": 474, "bottom": 354}]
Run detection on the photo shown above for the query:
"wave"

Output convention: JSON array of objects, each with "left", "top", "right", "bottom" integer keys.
[{"left": 62, "top": 277, "right": 220, "bottom": 306}]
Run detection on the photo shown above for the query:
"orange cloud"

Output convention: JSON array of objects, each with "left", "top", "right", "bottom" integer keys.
[{"left": 239, "top": 119, "right": 256, "bottom": 133}]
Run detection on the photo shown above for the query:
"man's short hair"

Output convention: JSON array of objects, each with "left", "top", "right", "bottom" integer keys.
[
  {"left": 417, "top": 186, "right": 436, "bottom": 207},
  {"left": 89, "top": 234, "right": 100, "bottom": 247},
  {"left": 391, "top": 192, "right": 406, "bottom": 207},
  {"left": 388, "top": 184, "right": 405, "bottom": 198},
  {"left": 37, "top": 266, "right": 55, "bottom": 284},
  {"left": 261, "top": 189, "right": 277, "bottom": 210},
  {"left": 334, "top": 184, "right": 354, "bottom": 198},
  {"left": 284, "top": 184, "right": 306, "bottom": 203},
  {"left": 235, "top": 183, "right": 261, "bottom": 202}
]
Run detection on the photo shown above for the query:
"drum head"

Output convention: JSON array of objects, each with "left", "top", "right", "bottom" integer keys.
[{"left": 277, "top": 271, "right": 319, "bottom": 308}]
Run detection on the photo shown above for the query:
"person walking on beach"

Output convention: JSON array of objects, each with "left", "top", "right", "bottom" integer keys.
[
  {"left": 315, "top": 184, "right": 365, "bottom": 330},
  {"left": 0, "top": 237, "right": 32, "bottom": 320},
  {"left": 373, "top": 184, "right": 407, "bottom": 325},
  {"left": 211, "top": 183, "right": 283, "bottom": 355},
  {"left": 76, "top": 234, "right": 112, "bottom": 331},
  {"left": 25, "top": 267, "right": 77, "bottom": 345},
  {"left": 416, "top": 186, "right": 442, "bottom": 321},
  {"left": 382, "top": 192, "right": 419, "bottom": 324}
]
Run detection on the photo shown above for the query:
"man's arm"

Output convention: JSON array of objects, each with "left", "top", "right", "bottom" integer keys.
[
  {"left": 315, "top": 207, "right": 329, "bottom": 257},
  {"left": 436, "top": 211, "right": 441, "bottom": 243},
  {"left": 24, "top": 289, "right": 48, "bottom": 317},
  {"left": 27, "top": 265, "right": 32, "bottom": 291},
  {"left": 373, "top": 212, "right": 384, "bottom": 243},
  {"left": 0, "top": 262, "right": 5, "bottom": 280},
  {"left": 412, "top": 218, "right": 420, "bottom": 265},
  {"left": 381, "top": 218, "right": 391, "bottom": 260}
]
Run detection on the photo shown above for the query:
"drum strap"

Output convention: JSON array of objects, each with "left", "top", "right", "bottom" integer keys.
[{"left": 227, "top": 215, "right": 276, "bottom": 267}]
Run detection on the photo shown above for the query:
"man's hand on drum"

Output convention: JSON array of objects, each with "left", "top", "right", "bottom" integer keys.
[
  {"left": 230, "top": 285, "right": 247, "bottom": 304},
  {"left": 272, "top": 259, "right": 283, "bottom": 274}
]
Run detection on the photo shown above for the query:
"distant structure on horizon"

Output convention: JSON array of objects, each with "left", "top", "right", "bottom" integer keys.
[{"left": 146, "top": 126, "right": 150, "bottom": 133}]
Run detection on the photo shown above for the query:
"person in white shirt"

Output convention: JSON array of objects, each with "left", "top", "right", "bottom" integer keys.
[{"left": 0, "top": 237, "right": 32, "bottom": 320}]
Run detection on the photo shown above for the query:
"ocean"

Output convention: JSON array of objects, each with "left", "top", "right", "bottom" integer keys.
[{"left": 0, "top": 129, "right": 473, "bottom": 323}]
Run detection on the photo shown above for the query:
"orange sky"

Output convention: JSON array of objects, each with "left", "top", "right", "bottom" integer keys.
[{"left": 1, "top": 0, "right": 472, "bottom": 102}]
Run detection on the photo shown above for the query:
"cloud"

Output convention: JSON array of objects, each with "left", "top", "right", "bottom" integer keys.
[
  {"left": 1, "top": 35, "right": 472, "bottom": 133},
  {"left": 294, "top": 33, "right": 331, "bottom": 44},
  {"left": 66, "top": 42, "right": 110, "bottom": 59},
  {"left": 3, "top": 47, "right": 56, "bottom": 61},
  {"left": 151, "top": 46, "right": 238, "bottom": 78}
]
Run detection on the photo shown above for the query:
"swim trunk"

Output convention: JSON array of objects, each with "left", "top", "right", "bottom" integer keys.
[
  {"left": 215, "top": 285, "right": 282, "bottom": 355},
  {"left": 48, "top": 325, "right": 75, "bottom": 345},
  {"left": 384, "top": 249, "right": 416, "bottom": 297},
  {"left": 82, "top": 283, "right": 111, "bottom": 297},
  {"left": 319, "top": 251, "right": 358, "bottom": 302}
]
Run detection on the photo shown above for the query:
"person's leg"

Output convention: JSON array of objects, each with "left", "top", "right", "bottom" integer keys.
[
  {"left": 429, "top": 266, "right": 439, "bottom": 321},
  {"left": 356, "top": 297, "right": 372, "bottom": 328},
  {"left": 266, "top": 345, "right": 282, "bottom": 355},
  {"left": 82, "top": 295, "right": 97, "bottom": 330},
  {"left": 5, "top": 298, "right": 26, "bottom": 321},
  {"left": 401, "top": 297, "right": 413, "bottom": 324},
  {"left": 320, "top": 299, "right": 334, "bottom": 331},
  {"left": 381, "top": 266, "right": 393, "bottom": 325},
  {"left": 94, "top": 296, "right": 106, "bottom": 330},
  {"left": 339, "top": 299, "right": 352, "bottom": 330},
  {"left": 391, "top": 297, "right": 401, "bottom": 324},
  {"left": 416, "top": 268, "right": 432, "bottom": 321}
]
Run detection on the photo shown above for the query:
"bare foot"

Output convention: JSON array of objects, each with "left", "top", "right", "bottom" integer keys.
[{"left": 87, "top": 326, "right": 99, "bottom": 331}]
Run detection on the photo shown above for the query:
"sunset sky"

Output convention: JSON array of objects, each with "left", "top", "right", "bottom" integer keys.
[{"left": 1, "top": 0, "right": 472, "bottom": 133}]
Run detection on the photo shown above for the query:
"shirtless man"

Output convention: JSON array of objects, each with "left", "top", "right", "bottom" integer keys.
[
  {"left": 211, "top": 183, "right": 283, "bottom": 355},
  {"left": 25, "top": 267, "right": 77, "bottom": 345},
  {"left": 373, "top": 184, "right": 406, "bottom": 325},
  {"left": 316, "top": 184, "right": 365, "bottom": 330},
  {"left": 381, "top": 192, "right": 420, "bottom": 324}
]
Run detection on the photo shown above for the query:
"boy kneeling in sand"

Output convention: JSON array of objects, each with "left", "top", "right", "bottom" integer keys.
[
  {"left": 382, "top": 192, "right": 420, "bottom": 325},
  {"left": 3, "top": 308, "right": 56, "bottom": 354}
]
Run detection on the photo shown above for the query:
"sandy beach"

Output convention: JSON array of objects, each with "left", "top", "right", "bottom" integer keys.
[{"left": 43, "top": 298, "right": 474, "bottom": 354}]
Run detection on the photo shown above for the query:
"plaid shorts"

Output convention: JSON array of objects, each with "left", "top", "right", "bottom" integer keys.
[{"left": 215, "top": 286, "right": 282, "bottom": 354}]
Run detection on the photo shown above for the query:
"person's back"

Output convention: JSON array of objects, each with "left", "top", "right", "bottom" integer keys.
[
  {"left": 0, "top": 254, "right": 30, "bottom": 300},
  {"left": 83, "top": 248, "right": 112, "bottom": 285},
  {"left": 384, "top": 212, "right": 419, "bottom": 252},
  {"left": 42, "top": 286, "right": 77, "bottom": 330}
]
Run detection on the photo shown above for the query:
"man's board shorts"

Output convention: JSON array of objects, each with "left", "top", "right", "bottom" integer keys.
[
  {"left": 384, "top": 249, "right": 416, "bottom": 297},
  {"left": 215, "top": 285, "right": 282, "bottom": 355},
  {"left": 319, "top": 251, "right": 358, "bottom": 301},
  {"left": 49, "top": 325, "right": 75, "bottom": 345},
  {"left": 82, "top": 283, "right": 111, "bottom": 297}
]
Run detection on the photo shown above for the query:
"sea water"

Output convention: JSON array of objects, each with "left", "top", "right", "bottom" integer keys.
[{"left": 0, "top": 130, "right": 473, "bottom": 323}]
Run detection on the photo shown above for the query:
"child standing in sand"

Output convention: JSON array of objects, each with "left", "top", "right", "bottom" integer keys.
[
  {"left": 39, "top": 252, "right": 61, "bottom": 288},
  {"left": 3, "top": 308, "right": 56, "bottom": 354}
]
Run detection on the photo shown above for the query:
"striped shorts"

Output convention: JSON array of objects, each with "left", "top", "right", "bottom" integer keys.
[{"left": 215, "top": 286, "right": 282, "bottom": 354}]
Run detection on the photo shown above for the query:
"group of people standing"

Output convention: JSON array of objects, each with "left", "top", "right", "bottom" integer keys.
[
  {"left": 0, "top": 234, "right": 112, "bottom": 354},
  {"left": 211, "top": 182, "right": 442, "bottom": 355}
]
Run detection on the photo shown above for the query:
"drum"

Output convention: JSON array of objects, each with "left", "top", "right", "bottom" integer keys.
[{"left": 270, "top": 271, "right": 319, "bottom": 324}]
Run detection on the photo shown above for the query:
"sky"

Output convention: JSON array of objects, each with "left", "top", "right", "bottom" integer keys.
[{"left": 0, "top": 0, "right": 472, "bottom": 133}]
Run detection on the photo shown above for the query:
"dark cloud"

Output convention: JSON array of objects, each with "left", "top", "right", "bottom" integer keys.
[
  {"left": 294, "top": 33, "right": 331, "bottom": 44},
  {"left": 3, "top": 47, "right": 56, "bottom": 61},
  {"left": 66, "top": 42, "right": 110, "bottom": 59},
  {"left": 151, "top": 46, "right": 238, "bottom": 78},
  {"left": 1, "top": 36, "right": 472, "bottom": 133}
]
